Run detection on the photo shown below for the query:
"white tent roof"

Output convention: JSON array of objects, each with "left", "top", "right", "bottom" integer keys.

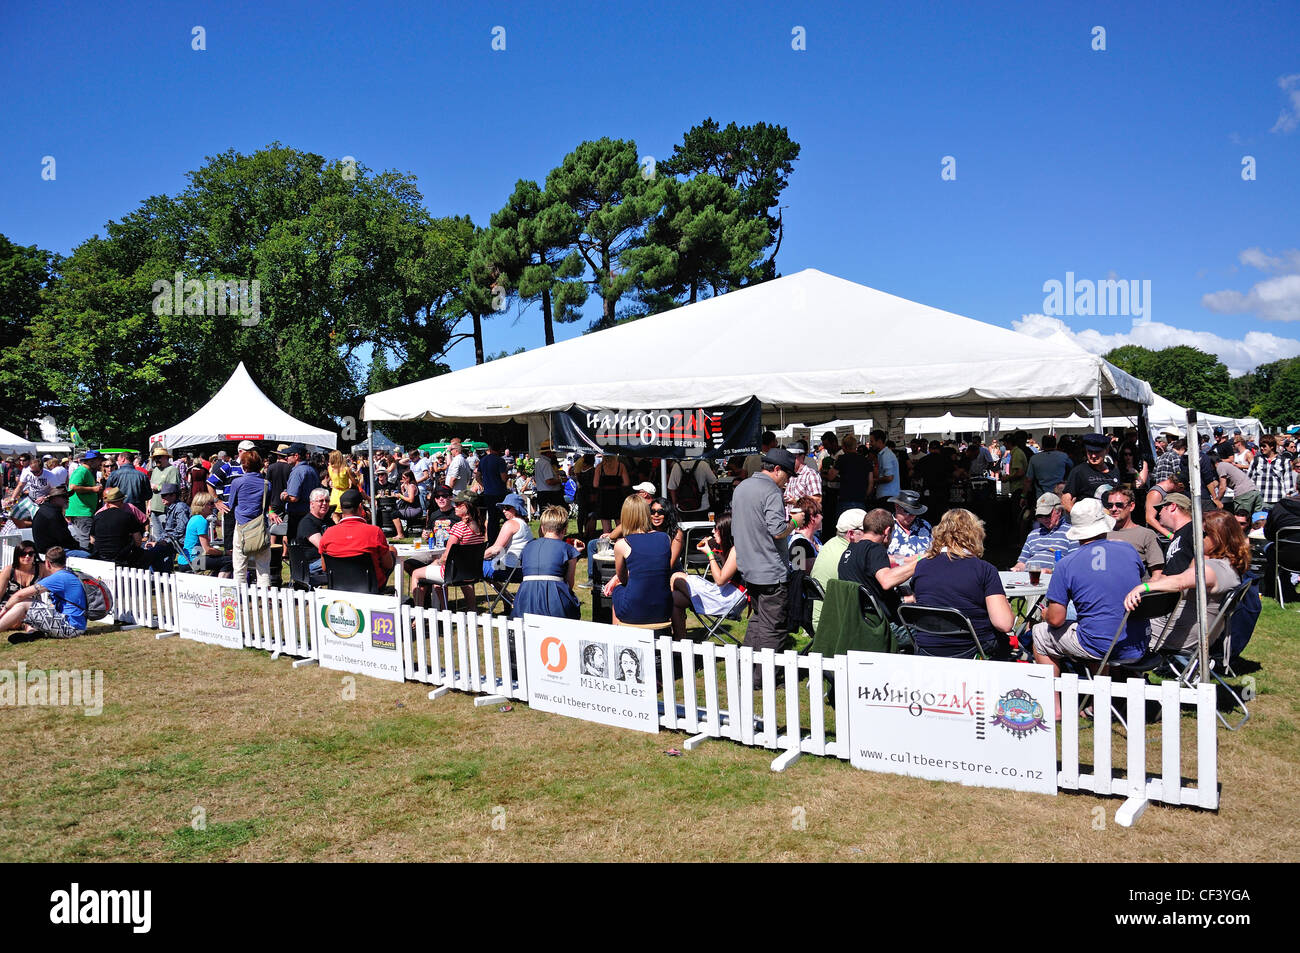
[
  {"left": 150, "top": 362, "right": 337, "bottom": 450},
  {"left": 363, "top": 269, "right": 1152, "bottom": 426},
  {"left": 0, "top": 426, "right": 38, "bottom": 454}
]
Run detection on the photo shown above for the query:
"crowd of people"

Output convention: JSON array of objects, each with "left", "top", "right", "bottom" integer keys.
[{"left": 2, "top": 421, "right": 1295, "bottom": 656}]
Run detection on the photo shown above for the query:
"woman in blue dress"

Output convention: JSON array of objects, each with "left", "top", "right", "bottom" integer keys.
[
  {"left": 511, "top": 505, "right": 580, "bottom": 620},
  {"left": 602, "top": 495, "right": 673, "bottom": 625}
]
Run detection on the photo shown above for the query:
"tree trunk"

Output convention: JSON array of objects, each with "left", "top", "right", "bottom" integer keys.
[
  {"left": 601, "top": 250, "right": 615, "bottom": 326},
  {"left": 473, "top": 311, "right": 485, "bottom": 365},
  {"left": 542, "top": 286, "right": 554, "bottom": 346}
]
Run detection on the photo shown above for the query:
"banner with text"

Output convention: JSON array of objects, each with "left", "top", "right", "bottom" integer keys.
[
  {"left": 551, "top": 398, "right": 761, "bottom": 460},
  {"left": 174, "top": 573, "right": 244, "bottom": 650},
  {"left": 846, "top": 652, "right": 1057, "bottom": 795},
  {"left": 522, "top": 615, "right": 659, "bottom": 733},
  {"left": 314, "top": 591, "right": 405, "bottom": 683}
]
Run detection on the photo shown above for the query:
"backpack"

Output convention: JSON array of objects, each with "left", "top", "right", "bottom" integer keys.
[
  {"left": 71, "top": 569, "right": 113, "bottom": 622},
  {"left": 676, "top": 461, "right": 703, "bottom": 511}
]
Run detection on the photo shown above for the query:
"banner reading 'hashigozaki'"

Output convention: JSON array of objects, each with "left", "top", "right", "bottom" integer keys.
[{"left": 550, "top": 398, "right": 761, "bottom": 459}]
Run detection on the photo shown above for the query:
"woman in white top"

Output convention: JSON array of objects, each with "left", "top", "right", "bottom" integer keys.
[
  {"left": 485, "top": 493, "right": 534, "bottom": 569},
  {"left": 669, "top": 514, "right": 744, "bottom": 639}
]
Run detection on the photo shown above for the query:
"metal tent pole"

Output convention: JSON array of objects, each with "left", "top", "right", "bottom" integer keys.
[
  {"left": 1185, "top": 410, "right": 1210, "bottom": 683},
  {"left": 368, "top": 420, "right": 376, "bottom": 527}
]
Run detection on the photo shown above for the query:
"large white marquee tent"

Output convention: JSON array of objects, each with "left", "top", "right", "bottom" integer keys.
[
  {"left": 0, "top": 426, "right": 38, "bottom": 455},
  {"left": 149, "top": 362, "right": 337, "bottom": 450},
  {"left": 362, "top": 269, "right": 1153, "bottom": 436}
]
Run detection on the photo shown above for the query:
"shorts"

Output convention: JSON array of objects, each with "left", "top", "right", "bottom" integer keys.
[
  {"left": 25, "top": 602, "right": 85, "bottom": 639},
  {"left": 1030, "top": 620, "right": 1099, "bottom": 663}
]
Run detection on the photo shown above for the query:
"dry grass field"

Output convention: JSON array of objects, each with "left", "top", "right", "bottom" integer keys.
[{"left": 1, "top": 567, "right": 1297, "bottom": 863}]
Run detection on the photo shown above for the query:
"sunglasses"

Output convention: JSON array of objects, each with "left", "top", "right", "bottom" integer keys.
[
  {"left": 1105, "top": 501, "right": 1129, "bottom": 510},
  {"left": 650, "top": 508, "right": 665, "bottom": 515},
  {"left": 17, "top": 551, "right": 35, "bottom": 558}
]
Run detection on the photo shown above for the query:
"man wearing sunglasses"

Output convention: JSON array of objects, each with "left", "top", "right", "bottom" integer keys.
[{"left": 1104, "top": 487, "right": 1164, "bottom": 578}]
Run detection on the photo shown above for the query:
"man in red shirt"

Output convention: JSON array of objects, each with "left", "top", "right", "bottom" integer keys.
[{"left": 319, "top": 489, "right": 396, "bottom": 584}]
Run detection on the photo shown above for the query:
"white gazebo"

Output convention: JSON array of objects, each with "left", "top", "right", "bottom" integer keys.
[{"left": 149, "top": 362, "right": 337, "bottom": 450}]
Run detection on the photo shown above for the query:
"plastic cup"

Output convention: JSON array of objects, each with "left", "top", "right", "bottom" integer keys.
[{"left": 1028, "top": 569, "right": 1041, "bottom": 585}]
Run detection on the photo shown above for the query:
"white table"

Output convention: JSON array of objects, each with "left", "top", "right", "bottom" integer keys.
[
  {"left": 679, "top": 520, "right": 715, "bottom": 573},
  {"left": 394, "top": 543, "right": 445, "bottom": 599}
]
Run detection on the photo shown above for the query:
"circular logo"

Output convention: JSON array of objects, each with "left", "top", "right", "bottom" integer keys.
[
  {"left": 540, "top": 637, "right": 568, "bottom": 673},
  {"left": 991, "top": 688, "right": 1049, "bottom": 738},
  {"left": 322, "top": 600, "right": 363, "bottom": 639}
]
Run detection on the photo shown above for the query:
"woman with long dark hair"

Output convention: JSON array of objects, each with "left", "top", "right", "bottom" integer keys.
[
  {"left": 670, "top": 513, "right": 744, "bottom": 639},
  {"left": 648, "top": 497, "right": 685, "bottom": 570}
]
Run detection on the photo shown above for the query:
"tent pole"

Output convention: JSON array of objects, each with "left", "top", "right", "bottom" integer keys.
[
  {"left": 1185, "top": 410, "right": 1209, "bottom": 683},
  {"left": 367, "top": 420, "right": 376, "bottom": 527},
  {"left": 1093, "top": 381, "right": 1103, "bottom": 432},
  {"left": 660, "top": 457, "right": 668, "bottom": 498}
]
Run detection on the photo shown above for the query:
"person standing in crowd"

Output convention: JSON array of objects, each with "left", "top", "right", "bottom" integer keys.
[
  {"left": 667, "top": 454, "right": 715, "bottom": 521},
  {"left": 443, "top": 438, "right": 472, "bottom": 495},
  {"left": 106, "top": 451, "right": 150, "bottom": 513},
  {"left": 831, "top": 434, "right": 872, "bottom": 516},
  {"left": 228, "top": 450, "right": 279, "bottom": 587},
  {"left": 732, "top": 448, "right": 797, "bottom": 676},
  {"left": 325, "top": 449, "right": 364, "bottom": 515},
  {"left": 1247, "top": 435, "right": 1295, "bottom": 511},
  {"left": 281, "top": 444, "right": 317, "bottom": 541},
  {"left": 1061, "top": 433, "right": 1117, "bottom": 513},
  {"left": 7, "top": 454, "right": 53, "bottom": 508},
  {"left": 64, "top": 450, "right": 101, "bottom": 551},
  {"left": 1104, "top": 486, "right": 1165, "bottom": 578},
  {"left": 1024, "top": 434, "right": 1071, "bottom": 500},
  {"left": 44, "top": 456, "right": 68, "bottom": 489},
  {"left": 476, "top": 442, "right": 510, "bottom": 539},
  {"left": 408, "top": 449, "right": 432, "bottom": 513},
  {"left": 782, "top": 442, "right": 821, "bottom": 515},
  {"left": 533, "top": 441, "right": 565, "bottom": 511},
  {"left": 869, "top": 430, "right": 899, "bottom": 505},
  {"left": 744, "top": 430, "right": 778, "bottom": 477},
  {"left": 147, "top": 446, "right": 180, "bottom": 542},
  {"left": 593, "top": 451, "right": 631, "bottom": 535},
  {"left": 1214, "top": 454, "right": 1261, "bottom": 517}
]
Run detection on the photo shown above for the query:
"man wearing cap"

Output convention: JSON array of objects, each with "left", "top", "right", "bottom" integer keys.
[
  {"left": 809, "top": 508, "right": 867, "bottom": 628},
  {"left": 1061, "top": 434, "right": 1118, "bottom": 514},
  {"left": 1031, "top": 498, "right": 1148, "bottom": 718},
  {"left": 282, "top": 444, "right": 318, "bottom": 540},
  {"left": 1210, "top": 426, "right": 1233, "bottom": 461},
  {"left": 782, "top": 442, "right": 821, "bottom": 514},
  {"left": 64, "top": 450, "right": 102, "bottom": 550},
  {"left": 319, "top": 488, "right": 396, "bottom": 584},
  {"left": 533, "top": 441, "right": 565, "bottom": 511},
  {"left": 1156, "top": 492, "right": 1199, "bottom": 576},
  {"left": 888, "top": 490, "right": 933, "bottom": 560},
  {"left": 1012, "top": 493, "right": 1077, "bottom": 571},
  {"left": 667, "top": 455, "right": 717, "bottom": 520},
  {"left": 32, "top": 487, "right": 90, "bottom": 560},
  {"left": 91, "top": 486, "right": 147, "bottom": 565},
  {"left": 731, "top": 448, "right": 797, "bottom": 665},
  {"left": 1104, "top": 486, "right": 1165, "bottom": 578},
  {"left": 158, "top": 482, "right": 190, "bottom": 560},
  {"left": 148, "top": 446, "right": 181, "bottom": 542}
]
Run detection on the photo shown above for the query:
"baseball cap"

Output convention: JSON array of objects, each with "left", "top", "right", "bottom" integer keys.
[
  {"left": 339, "top": 488, "right": 364, "bottom": 509},
  {"left": 1035, "top": 492, "right": 1062, "bottom": 515},
  {"left": 632, "top": 481, "right": 656, "bottom": 495},
  {"left": 836, "top": 508, "right": 867, "bottom": 535},
  {"left": 1082, "top": 433, "right": 1109, "bottom": 450},
  {"left": 237, "top": 440, "right": 257, "bottom": 451},
  {"left": 284, "top": 443, "right": 306, "bottom": 457},
  {"left": 1160, "top": 492, "right": 1193, "bottom": 512},
  {"left": 432, "top": 484, "right": 452, "bottom": 498}
]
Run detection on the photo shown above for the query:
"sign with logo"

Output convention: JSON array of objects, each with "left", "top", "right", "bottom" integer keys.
[
  {"left": 522, "top": 615, "right": 658, "bottom": 734},
  {"left": 550, "top": 398, "right": 761, "bottom": 460},
  {"left": 846, "top": 653, "right": 1056, "bottom": 795},
  {"left": 174, "top": 572, "right": 244, "bottom": 650},
  {"left": 313, "top": 591, "right": 404, "bottom": 682}
]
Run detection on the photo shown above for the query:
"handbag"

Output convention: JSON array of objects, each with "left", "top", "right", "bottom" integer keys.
[{"left": 235, "top": 480, "right": 271, "bottom": 553}]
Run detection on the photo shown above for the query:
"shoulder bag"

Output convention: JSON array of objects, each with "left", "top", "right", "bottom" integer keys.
[{"left": 236, "top": 479, "right": 271, "bottom": 553}]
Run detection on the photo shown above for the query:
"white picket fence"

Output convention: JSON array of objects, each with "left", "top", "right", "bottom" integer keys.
[{"left": 81, "top": 567, "right": 1222, "bottom": 817}]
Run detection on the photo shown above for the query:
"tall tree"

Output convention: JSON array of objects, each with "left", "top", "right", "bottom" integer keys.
[
  {"left": 545, "top": 138, "right": 666, "bottom": 330},
  {"left": 1256, "top": 360, "right": 1300, "bottom": 430},
  {"left": 485, "top": 180, "right": 588, "bottom": 346},
  {"left": 0, "top": 235, "right": 58, "bottom": 429},
  {"left": 660, "top": 119, "right": 800, "bottom": 281},
  {"left": 1103, "top": 344, "right": 1237, "bottom": 417}
]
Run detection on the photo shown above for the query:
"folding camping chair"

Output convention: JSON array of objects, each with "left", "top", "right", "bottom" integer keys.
[
  {"left": 1076, "top": 589, "right": 1181, "bottom": 730},
  {"left": 1154, "top": 578, "right": 1256, "bottom": 731},
  {"left": 485, "top": 559, "right": 522, "bottom": 615},
  {"left": 898, "top": 604, "right": 988, "bottom": 660},
  {"left": 441, "top": 541, "right": 487, "bottom": 613},
  {"left": 686, "top": 582, "right": 750, "bottom": 645},
  {"left": 1274, "top": 527, "right": 1300, "bottom": 609}
]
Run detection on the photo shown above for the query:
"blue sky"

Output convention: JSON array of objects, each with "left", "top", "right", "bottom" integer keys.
[{"left": 3, "top": 0, "right": 1298, "bottom": 377}]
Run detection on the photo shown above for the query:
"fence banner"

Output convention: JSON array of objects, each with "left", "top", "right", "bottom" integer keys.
[
  {"left": 173, "top": 573, "right": 243, "bottom": 649},
  {"left": 314, "top": 591, "right": 405, "bottom": 682},
  {"left": 522, "top": 615, "right": 659, "bottom": 733},
  {"left": 550, "top": 398, "right": 761, "bottom": 460},
  {"left": 845, "top": 652, "right": 1057, "bottom": 795}
]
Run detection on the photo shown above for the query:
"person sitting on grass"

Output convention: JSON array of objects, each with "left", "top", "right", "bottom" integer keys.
[
  {"left": 511, "top": 505, "right": 580, "bottom": 620},
  {"left": 0, "top": 546, "right": 88, "bottom": 640},
  {"left": 670, "top": 513, "right": 745, "bottom": 640}
]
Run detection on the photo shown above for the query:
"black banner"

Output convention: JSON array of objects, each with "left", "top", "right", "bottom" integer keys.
[{"left": 551, "top": 398, "right": 762, "bottom": 460}]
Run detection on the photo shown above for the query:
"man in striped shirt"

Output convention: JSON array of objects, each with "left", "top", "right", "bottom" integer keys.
[
  {"left": 1247, "top": 434, "right": 1295, "bottom": 510},
  {"left": 1012, "top": 493, "right": 1078, "bottom": 570}
]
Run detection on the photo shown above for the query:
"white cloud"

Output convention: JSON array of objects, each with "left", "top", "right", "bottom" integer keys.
[
  {"left": 1271, "top": 73, "right": 1300, "bottom": 134},
  {"left": 1201, "top": 247, "right": 1300, "bottom": 322},
  {"left": 1013, "top": 313, "right": 1300, "bottom": 376}
]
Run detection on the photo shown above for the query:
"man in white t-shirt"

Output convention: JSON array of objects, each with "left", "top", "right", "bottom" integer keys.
[
  {"left": 443, "top": 439, "right": 471, "bottom": 494},
  {"left": 44, "top": 457, "right": 69, "bottom": 488},
  {"left": 533, "top": 441, "right": 565, "bottom": 509},
  {"left": 409, "top": 450, "right": 432, "bottom": 510}
]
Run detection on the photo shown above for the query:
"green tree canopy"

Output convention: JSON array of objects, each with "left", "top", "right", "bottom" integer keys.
[{"left": 1102, "top": 344, "right": 1237, "bottom": 418}]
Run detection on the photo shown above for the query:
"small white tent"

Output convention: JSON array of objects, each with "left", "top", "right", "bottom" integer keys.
[
  {"left": 149, "top": 362, "right": 337, "bottom": 450},
  {"left": 363, "top": 269, "right": 1152, "bottom": 431}
]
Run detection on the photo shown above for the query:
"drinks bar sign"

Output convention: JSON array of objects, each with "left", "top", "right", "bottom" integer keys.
[{"left": 551, "top": 398, "right": 762, "bottom": 460}]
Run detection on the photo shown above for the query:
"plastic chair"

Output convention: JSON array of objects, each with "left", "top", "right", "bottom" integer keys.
[
  {"left": 288, "top": 538, "right": 327, "bottom": 591},
  {"left": 898, "top": 603, "right": 987, "bottom": 660},
  {"left": 1075, "top": 589, "right": 1181, "bottom": 729},
  {"left": 443, "top": 541, "right": 486, "bottom": 613},
  {"left": 682, "top": 523, "right": 714, "bottom": 575},
  {"left": 1156, "top": 578, "right": 1255, "bottom": 730},
  {"left": 322, "top": 552, "right": 379, "bottom": 594}
]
